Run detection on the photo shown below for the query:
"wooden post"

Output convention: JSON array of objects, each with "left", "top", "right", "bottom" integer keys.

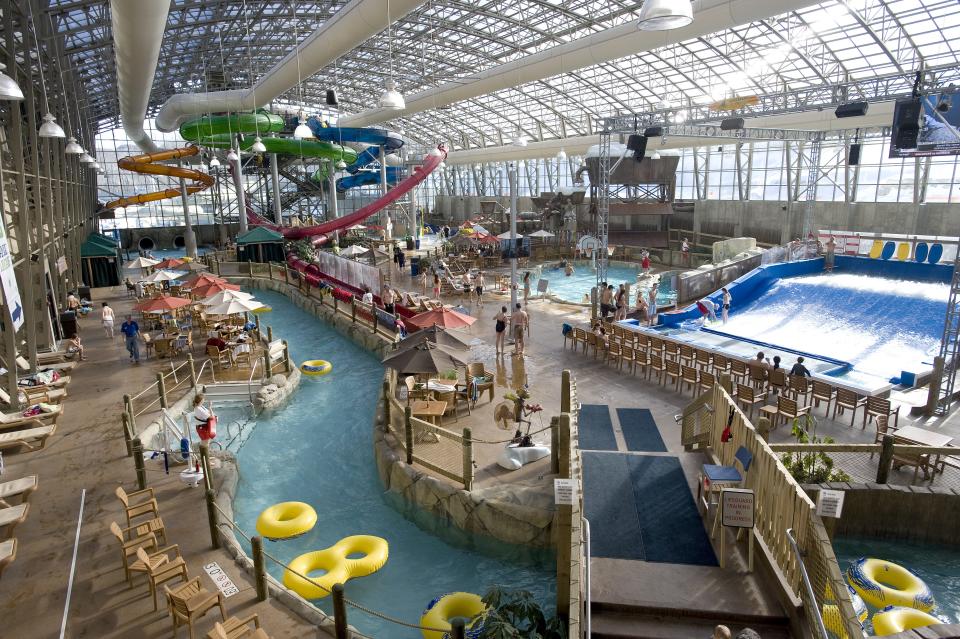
[
  {"left": 876, "top": 434, "right": 895, "bottom": 484},
  {"left": 252, "top": 536, "right": 268, "bottom": 602},
  {"left": 187, "top": 354, "right": 197, "bottom": 388},
  {"left": 263, "top": 351, "right": 272, "bottom": 378},
  {"left": 267, "top": 326, "right": 273, "bottom": 342},
  {"left": 332, "top": 583, "right": 348, "bottom": 639},
  {"left": 351, "top": 298, "right": 357, "bottom": 324},
  {"left": 450, "top": 619, "right": 466, "bottom": 639},
  {"left": 550, "top": 416, "right": 560, "bottom": 475},
  {"left": 123, "top": 394, "right": 136, "bottom": 434},
  {"left": 372, "top": 307, "right": 378, "bottom": 334},
  {"left": 404, "top": 407, "right": 414, "bottom": 464},
  {"left": 561, "top": 369, "right": 571, "bottom": 413},
  {"left": 555, "top": 413, "right": 572, "bottom": 620},
  {"left": 719, "top": 373, "right": 732, "bottom": 395},
  {"left": 267, "top": 262, "right": 273, "bottom": 280},
  {"left": 205, "top": 488, "right": 220, "bottom": 549},
  {"left": 462, "top": 427, "right": 474, "bottom": 491},
  {"left": 132, "top": 437, "right": 147, "bottom": 490},
  {"left": 382, "top": 380, "right": 391, "bottom": 426},
  {"left": 121, "top": 412, "right": 133, "bottom": 457},
  {"left": 756, "top": 417, "right": 771, "bottom": 442},
  {"left": 283, "top": 341, "right": 291, "bottom": 373},
  {"left": 156, "top": 372, "right": 168, "bottom": 409},
  {"left": 199, "top": 442, "right": 212, "bottom": 491},
  {"left": 925, "top": 356, "right": 944, "bottom": 416}
]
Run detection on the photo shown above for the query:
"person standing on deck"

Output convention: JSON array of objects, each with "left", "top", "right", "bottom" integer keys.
[
  {"left": 721, "top": 287, "right": 731, "bottom": 324},
  {"left": 120, "top": 315, "right": 141, "bottom": 364}
]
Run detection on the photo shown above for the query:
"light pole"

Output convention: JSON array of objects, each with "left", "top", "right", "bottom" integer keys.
[{"left": 508, "top": 162, "right": 519, "bottom": 311}]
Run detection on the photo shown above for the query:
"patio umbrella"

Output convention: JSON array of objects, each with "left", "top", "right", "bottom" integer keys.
[
  {"left": 205, "top": 298, "right": 265, "bottom": 316},
  {"left": 497, "top": 231, "right": 524, "bottom": 239},
  {"left": 183, "top": 273, "right": 226, "bottom": 289},
  {"left": 125, "top": 256, "right": 159, "bottom": 269},
  {"left": 201, "top": 290, "right": 255, "bottom": 306},
  {"left": 192, "top": 281, "right": 241, "bottom": 298},
  {"left": 396, "top": 326, "right": 473, "bottom": 352},
  {"left": 341, "top": 245, "right": 369, "bottom": 256},
  {"left": 154, "top": 257, "right": 186, "bottom": 269},
  {"left": 179, "top": 261, "right": 210, "bottom": 273},
  {"left": 407, "top": 306, "right": 477, "bottom": 329},
  {"left": 528, "top": 229, "right": 555, "bottom": 238},
  {"left": 134, "top": 295, "right": 193, "bottom": 313},
  {"left": 381, "top": 341, "right": 469, "bottom": 375},
  {"left": 141, "top": 269, "right": 187, "bottom": 283}
]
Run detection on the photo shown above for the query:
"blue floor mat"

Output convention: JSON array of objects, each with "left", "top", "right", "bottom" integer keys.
[
  {"left": 581, "top": 452, "right": 644, "bottom": 560},
  {"left": 617, "top": 408, "right": 667, "bottom": 453},
  {"left": 578, "top": 404, "right": 618, "bottom": 451},
  {"left": 627, "top": 455, "right": 718, "bottom": 566}
]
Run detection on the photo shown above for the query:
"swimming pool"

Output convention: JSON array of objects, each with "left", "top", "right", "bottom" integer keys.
[
  {"left": 531, "top": 261, "right": 677, "bottom": 306},
  {"left": 832, "top": 536, "right": 960, "bottom": 633},
  {"left": 224, "top": 289, "right": 555, "bottom": 637}
]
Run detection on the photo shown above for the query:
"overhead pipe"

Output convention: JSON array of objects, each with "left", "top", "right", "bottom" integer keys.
[
  {"left": 341, "top": 0, "right": 825, "bottom": 129},
  {"left": 110, "top": 0, "right": 170, "bottom": 153},
  {"left": 154, "top": 0, "right": 426, "bottom": 133}
]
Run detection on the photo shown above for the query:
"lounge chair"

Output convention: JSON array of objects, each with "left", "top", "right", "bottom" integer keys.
[
  {"left": 206, "top": 614, "right": 261, "bottom": 639},
  {"left": 0, "top": 405, "right": 61, "bottom": 429},
  {"left": 35, "top": 350, "right": 73, "bottom": 365},
  {"left": 166, "top": 577, "right": 227, "bottom": 639},
  {"left": 0, "top": 424, "right": 57, "bottom": 452},
  {"left": 0, "top": 539, "right": 16, "bottom": 578},
  {"left": 15, "top": 356, "right": 76, "bottom": 373},
  {"left": 0, "top": 476, "right": 38, "bottom": 507},
  {"left": 0, "top": 503, "right": 28, "bottom": 538}
]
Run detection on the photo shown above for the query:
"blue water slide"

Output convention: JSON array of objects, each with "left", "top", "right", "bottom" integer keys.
[
  {"left": 304, "top": 117, "right": 403, "bottom": 173},
  {"left": 336, "top": 168, "right": 403, "bottom": 193}
]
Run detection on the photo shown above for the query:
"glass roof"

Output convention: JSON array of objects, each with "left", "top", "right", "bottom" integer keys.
[{"left": 41, "top": 0, "right": 960, "bottom": 150}]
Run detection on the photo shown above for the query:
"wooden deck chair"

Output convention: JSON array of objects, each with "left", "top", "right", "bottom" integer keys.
[
  {"left": 811, "top": 380, "right": 836, "bottom": 414},
  {"left": 776, "top": 395, "right": 810, "bottom": 430},
  {"left": 736, "top": 384, "right": 764, "bottom": 420},
  {"left": 0, "top": 539, "right": 16, "bottom": 579},
  {"left": 712, "top": 354, "right": 731, "bottom": 377},
  {"left": 621, "top": 345, "right": 637, "bottom": 375},
  {"left": 635, "top": 333, "right": 650, "bottom": 352},
  {"left": 166, "top": 577, "right": 227, "bottom": 639},
  {"left": 695, "top": 349, "right": 712, "bottom": 371},
  {"left": 0, "top": 476, "right": 37, "bottom": 507},
  {"left": 0, "top": 423, "right": 56, "bottom": 452},
  {"left": 0, "top": 503, "right": 28, "bottom": 538},
  {"left": 679, "top": 344, "right": 695, "bottom": 367},
  {"left": 729, "top": 359, "right": 748, "bottom": 385},
  {"left": 679, "top": 365, "right": 699, "bottom": 394},
  {"left": 632, "top": 346, "right": 650, "bottom": 377},
  {"left": 466, "top": 363, "right": 495, "bottom": 406},
  {"left": 863, "top": 396, "right": 899, "bottom": 431},
  {"left": 747, "top": 362, "right": 768, "bottom": 390},
  {"left": 586, "top": 333, "right": 606, "bottom": 360},
  {"left": 787, "top": 375, "right": 813, "bottom": 404},
  {"left": 115, "top": 486, "right": 159, "bottom": 526},
  {"left": 206, "top": 346, "right": 232, "bottom": 370},
  {"left": 572, "top": 327, "right": 588, "bottom": 353},
  {"left": 605, "top": 342, "right": 623, "bottom": 370},
  {"left": 768, "top": 369, "right": 788, "bottom": 396},
  {"left": 832, "top": 388, "right": 865, "bottom": 427},
  {"left": 891, "top": 445, "right": 933, "bottom": 484},
  {"left": 135, "top": 545, "right": 188, "bottom": 611},
  {"left": 647, "top": 355, "right": 666, "bottom": 384},
  {"left": 648, "top": 336, "right": 663, "bottom": 358},
  {"left": 698, "top": 371, "right": 716, "bottom": 395},
  {"left": 664, "top": 360, "right": 682, "bottom": 390},
  {"left": 109, "top": 520, "right": 158, "bottom": 583},
  {"left": 662, "top": 341, "right": 680, "bottom": 363},
  {"left": 35, "top": 350, "right": 72, "bottom": 365},
  {"left": 207, "top": 614, "right": 262, "bottom": 639}
]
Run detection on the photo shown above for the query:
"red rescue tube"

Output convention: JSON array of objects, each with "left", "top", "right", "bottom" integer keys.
[{"left": 197, "top": 415, "right": 218, "bottom": 441}]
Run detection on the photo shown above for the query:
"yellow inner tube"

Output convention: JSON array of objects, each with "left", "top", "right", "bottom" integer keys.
[
  {"left": 284, "top": 535, "right": 388, "bottom": 599},
  {"left": 872, "top": 606, "right": 941, "bottom": 636},
  {"left": 420, "top": 592, "right": 488, "bottom": 639},
  {"left": 252, "top": 306, "right": 272, "bottom": 313},
  {"left": 300, "top": 359, "right": 332, "bottom": 376},
  {"left": 822, "top": 585, "right": 868, "bottom": 639},
  {"left": 847, "top": 557, "right": 936, "bottom": 612},
  {"left": 256, "top": 502, "right": 317, "bottom": 540}
]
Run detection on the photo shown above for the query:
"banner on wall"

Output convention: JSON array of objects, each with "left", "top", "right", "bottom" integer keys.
[
  {"left": 56, "top": 256, "right": 68, "bottom": 275},
  {"left": 0, "top": 220, "right": 24, "bottom": 331}
]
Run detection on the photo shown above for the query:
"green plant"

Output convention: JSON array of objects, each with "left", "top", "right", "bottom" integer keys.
[
  {"left": 479, "top": 587, "right": 566, "bottom": 639},
  {"left": 292, "top": 240, "right": 314, "bottom": 262},
  {"left": 438, "top": 369, "right": 458, "bottom": 381},
  {"left": 780, "top": 414, "right": 851, "bottom": 484}
]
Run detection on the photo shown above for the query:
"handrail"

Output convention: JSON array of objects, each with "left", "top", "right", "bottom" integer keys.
[
  {"left": 786, "top": 528, "right": 829, "bottom": 639},
  {"left": 247, "top": 357, "right": 262, "bottom": 406},
  {"left": 195, "top": 358, "right": 218, "bottom": 385}
]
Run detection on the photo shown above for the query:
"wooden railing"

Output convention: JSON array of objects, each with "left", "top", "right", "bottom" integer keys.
[
  {"left": 682, "top": 384, "right": 862, "bottom": 639},
  {"left": 557, "top": 370, "right": 583, "bottom": 639}
]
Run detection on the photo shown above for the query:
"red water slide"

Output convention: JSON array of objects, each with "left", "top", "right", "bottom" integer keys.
[{"left": 246, "top": 146, "right": 445, "bottom": 244}]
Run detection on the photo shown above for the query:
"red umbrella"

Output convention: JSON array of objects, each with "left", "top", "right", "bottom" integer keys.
[
  {"left": 408, "top": 306, "right": 477, "bottom": 329},
  {"left": 192, "top": 281, "right": 240, "bottom": 298},
  {"left": 475, "top": 233, "right": 499, "bottom": 245},
  {"left": 183, "top": 273, "right": 227, "bottom": 289},
  {"left": 154, "top": 257, "right": 185, "bottom": 269},
  {"left": 134, "top": 295, "right": 193, "bottom": 313}
]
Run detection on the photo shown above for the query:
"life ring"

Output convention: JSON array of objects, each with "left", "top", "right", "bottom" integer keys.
[
  {"left": 283, "top": 535, "right": 388, "bottom": 599},
  {"left": 420, "top": 592, "right": 488, "bottom": 639},
  {"left": 300, "top": 360, "right": 332, "bottom": 376},
  {"left": 872, "top": 605, "right": 941, "bottom": 636},
  {"left": 255, "top": 502, "right": 317, "bottom": 540},
  {"left": 822, "top": 585, "right": 868, "bottom": 638},
  {"left": 847, "top": 557, "right": 935, "bottom": 612}
]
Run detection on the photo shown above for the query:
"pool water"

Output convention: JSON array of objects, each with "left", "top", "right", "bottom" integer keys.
[
  {"left": 531, "top": 261, "right": 677, "bottom": 306},
  {"left": 225, "top": 289, "right": 555, "bottom": 638},
  {"left": 719, "top": 273, "right": 947, "bottom": 381},
  {"left": 832, "top": 536, "right": 960, "bottom": 631}
]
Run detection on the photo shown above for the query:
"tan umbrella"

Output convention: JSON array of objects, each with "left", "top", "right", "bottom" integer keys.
[
  {"left": 341, "top": 245, "right": 369, "bottom": 256},
  {"left": 407, "top": 306, "right": 477, "bottom": 330},
  {"left": 141, "top": 269, "right": 187, "bottom": 283},
  {"left": 133, "top": 295, "right": 193, "bottom": 313},
  {"left": 396, "top": 326, "right": 473, "bottom": 351},
  {"left": 201, "top": 290, "right": 256, "bottom": 306},
  {"left": 205, "top": 298, "right": 265, "bottom": 316},
  {"left": 381, "top": 341, "right": 469, "bottom": 374},
  {"left": 125, "top": 256, "right": 160, "bottom": 269}
]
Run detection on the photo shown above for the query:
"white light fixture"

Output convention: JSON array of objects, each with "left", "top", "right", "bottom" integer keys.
[
  {"left": 39, "top": 112, "right": 65, "bottom": 138},
  {"left": 651, "top": 151, "right": 661, "bottom": 160},
  {"left": 427, "top": 147, "right": 444, "bottom": 158},
  {"left": 208, "top": 155, "right": 221, "bottom": 169},
  {"left": 637, "top": 0, "right": 693, "bottom": 30},
  {"left": 513, "top": 131, "right": 528, "bottom": 147},
  {"left": 379, "top": 79, "right": 406, "bottom": 110},
  {"left": 64, "top": 137, "right": 84, "bottom": 154},
  {"left": 556, "top": 148, "right": 567, "bottom": 161},
  {"left": 79, "top": 152, "right": 94, "bottom": 164},
  {"left": 438, "top": 161, "right": 447, "bottom": 170},
  {"left": 0, "top": 63, "right": 24, "bottom": 101},
  {"left": 294, "top": 117, "right": 313, "bottom": 140},
  {"left": 335, "top": 159, "right": 347, "bottom": 170},
  {"left": 251, "top": 136, "right": 267, "bottom": 154},
  {"left": 90, "top": 161, "right": 100, "bottom": 171},
  {"left": 226, "top": 148, "right": 239, "bottom": 163}
]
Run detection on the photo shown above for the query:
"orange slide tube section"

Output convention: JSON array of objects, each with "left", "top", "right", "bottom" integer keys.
[{"left": 105, "top": 146, "right": 214, "bottom": 209}]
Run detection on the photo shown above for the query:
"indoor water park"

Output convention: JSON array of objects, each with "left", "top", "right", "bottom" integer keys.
[{"left": 4, "top": 0, "right": 960, "bottom": 638}]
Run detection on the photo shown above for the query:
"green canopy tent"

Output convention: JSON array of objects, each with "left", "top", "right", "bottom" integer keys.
[
  {"left": 236, "top": 226, "right": 285, "bottom": 263},
  {"left": 80, "top": 233, "right": 121, "bottom": 287}
]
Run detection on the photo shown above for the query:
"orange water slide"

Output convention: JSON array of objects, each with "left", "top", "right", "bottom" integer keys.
[{"left": 105, "top": 146, "right": 214, "bottom": 209}]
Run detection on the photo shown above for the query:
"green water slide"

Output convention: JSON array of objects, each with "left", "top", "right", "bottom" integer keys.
[{"left": 179, "top": 110, "right": 358, "bottom": 163}]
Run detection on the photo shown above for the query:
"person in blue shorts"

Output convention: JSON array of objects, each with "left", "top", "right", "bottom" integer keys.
[{"left": 120, "top": 315, "right": 141, "bottom": 364}]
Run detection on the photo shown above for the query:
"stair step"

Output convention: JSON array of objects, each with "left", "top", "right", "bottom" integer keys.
[{"left": 591, "top": 611, "right": 792, "bottom": 639}]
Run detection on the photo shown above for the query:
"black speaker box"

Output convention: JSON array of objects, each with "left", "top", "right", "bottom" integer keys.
[
  {"left": 848, "top": 143, "right": 861, "bottom": 166},
  {"left": 835, "top": 101, "right": 869, "bottom": 118},
  {"left": 893, "top": 98, "right": 923, "bottom": 149},
  {"left": 720, "top": 117, "right": 744, "bottom": 131},
  {"left": 325, "top": 89, "right": 339, "bottom": 106},
  {"left": 627, "top": 134, "right": 645, "bottom": 151}
]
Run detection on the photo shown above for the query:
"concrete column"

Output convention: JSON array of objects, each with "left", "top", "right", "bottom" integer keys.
[
  {"left": 177, "top": 160, "right": 198, "bottom": 259},
  {"left": 270, "top": 152, "right": 282, "bottom": 224},
  {"left": 380, "top": 146, "right": 391, "bottom": 239}
]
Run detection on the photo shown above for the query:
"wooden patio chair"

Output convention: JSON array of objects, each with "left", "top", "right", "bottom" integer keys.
[
  {"left": 768, "top": 369, "right": 788, "bottom": 396},
  {"left": 712, "top": 353, "right": 730, "bottom": 377},
  {"left": 787, "top": 375, "right": 813, "bottom": 404},
  {"left": 0, "top": 423, "right": 57, "bottom": 452},
  {"left": 108, "top": 521, "right": 157, "bottom": 583},
  {"left": 142, "top": 333, "right": 155, "bottom": 359},
  {"left": 697, "top": 370, "right": 716, "bottom": 395},
  {"left": 832, "top": 388, "right": 865, "bottom": 427},
  {"left": 647, "top": 354, "right": 666, "bottom": 384},
  {"left": 206, "top": 346, "right": 232, "bottom": 371},
  {"left": 620, "top": 345, "right": 637, "bottom": 375},
  {"left": 664, "top": 360, "right": 682, "bottom": 390},
  {"left": 572, "top": 327, "right": 589, "bottom": 353},
  {"left": 891, "top": 442, "right": 933, "bottom": 485},
  {"left": 586, "top": 332, "right": 607, "bottom": 360},
  {"left": 811, "top": 379, "right": 836, "bottom": 414},
  {"left": 776, "top": 395, "right": 811, "bottom": 430},
  {"left": 432, "top": 388, "right": 470, "bottom": 422},
  {"left": 870, "top": 415, "right": 897, "bottom": 459},
  {"left": 605, "top": 342, "right": 623, "bottom": 370},
  {"left": 0, "top": 476, "right": 37, "bottom": 507},
  {"left": 695, "top": 349, "right": 712, "bottom": 371},
  {"left": 635, "top": 333, "right": 650, "bottom": 352},
  {"left": 233, "top": 349, "right": 253, "bottom": 369},
  {"left": 747, "top": 362, "right": 768, "bottom": 390},
  {"left": 135, "top": 545, "right": 188, "bottom": 611},
  {"left": 736, "top": 384, "right": 764, "bottom": 420},
  {"left": 679, "top": 344, "right": 695, "bottom": 367},
  {"left": 207, "top": 615, "right": 262, "bottom": 639},
  {"left": 863, "top": 396, "right": 899, "bottom": 431},
  {"left": 648, "top": 336, "right": 663, "bottom": 358},
  {"left": 115, "top": 486, "right": 160, "bottom": 526},
  {"left": 466, "top": 363, "right": 495, "bottom": 406},
  {"left": 165, "top": 577, "right": 227, "bottom": 639},
  {"left": 679, "top": 365, "right": 699, "bottom": 394},
  {"left": 729, "top": 359, "right": 748, "bottom": 386},
  {"left": 0, "top": 539, "right": 16, "bottom": 579},
  {"left": 662, "top": 341, "right": 680, "bottom": 363},
  {"left": 154, "top": 338, "right": 172, "bottom": 359}
]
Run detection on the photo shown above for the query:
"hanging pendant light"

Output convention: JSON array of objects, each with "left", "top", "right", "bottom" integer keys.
[
  {"left": 512, "top": 131, "right": 528, "bottom": 147},
  {"left": 379, "top": 79, "right": 405, "bottom": 110},
  {"left": 39, "top": 113, "right": 66, "bottom": 138},
  {"left": 251, "top": 136, "right": 267, "bottom": 153},
  {"left": 226, "top": 148, "right": 239, "bottom": 163},
  {"left": 556, "top": 148, "right": 567, "bottom": 161},
  {"left": 335, "top": 159, "right": 347, "bottom": 171},
  {"left": 637, "top": 0, "right": 693, "bottom": 30},
  {"left": 0, "top": 63, "right": 24, "bottom": 101},
  {"left": 64, "top": 137, "right": 84, "bottom": 155},
  {"left": 294, "top": 117, "right": 313, "bottom": 140},
  {"left": 651, "top": 151, "right": 661, "bottom": 160},
  {"left": 208, "top": 155, "right": 221, "bottom": 169},
  {"left": 89, "top": 161, "right": 100, "bottom": 171},
  {"left": 79, "top": 152, "right": 94, "bottom": 164}
]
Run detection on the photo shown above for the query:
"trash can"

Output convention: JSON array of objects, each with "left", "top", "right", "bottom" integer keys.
[
  {"left": 59, "top": 311, "right": 78, "bottom": 338},
  {"left": 410, "top": 257, "right": 421, "bottom": 277},
  {"left": 406, "top": 237, "right": 415, "bottom": 251},
  {"left": 78, "top": 285, "right": 91, "bottom": 301},
  {"left": 414, "top": 239, "right": 421, "bottom": 250}
]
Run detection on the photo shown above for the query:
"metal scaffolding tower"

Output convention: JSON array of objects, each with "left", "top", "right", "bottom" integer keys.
[
  {"left": 596, "top": 128, "right": 612, "bottom": 299},
  {"left": 935, "top": 250, "right": 960, "bottom": 415}
]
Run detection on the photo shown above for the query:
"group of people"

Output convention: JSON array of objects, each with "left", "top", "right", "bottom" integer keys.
[
  {"left": 392, "top": 245, "right": 407, "bottom": 269},
  {"left": 695, "top": 287, "right": 732, "bottom": 325},
  {"left": 752, "top": 351, "right": 811, "bottom": 378},
  {"left": 493, "top": 303, "right": 528, "bottom": 356}
]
